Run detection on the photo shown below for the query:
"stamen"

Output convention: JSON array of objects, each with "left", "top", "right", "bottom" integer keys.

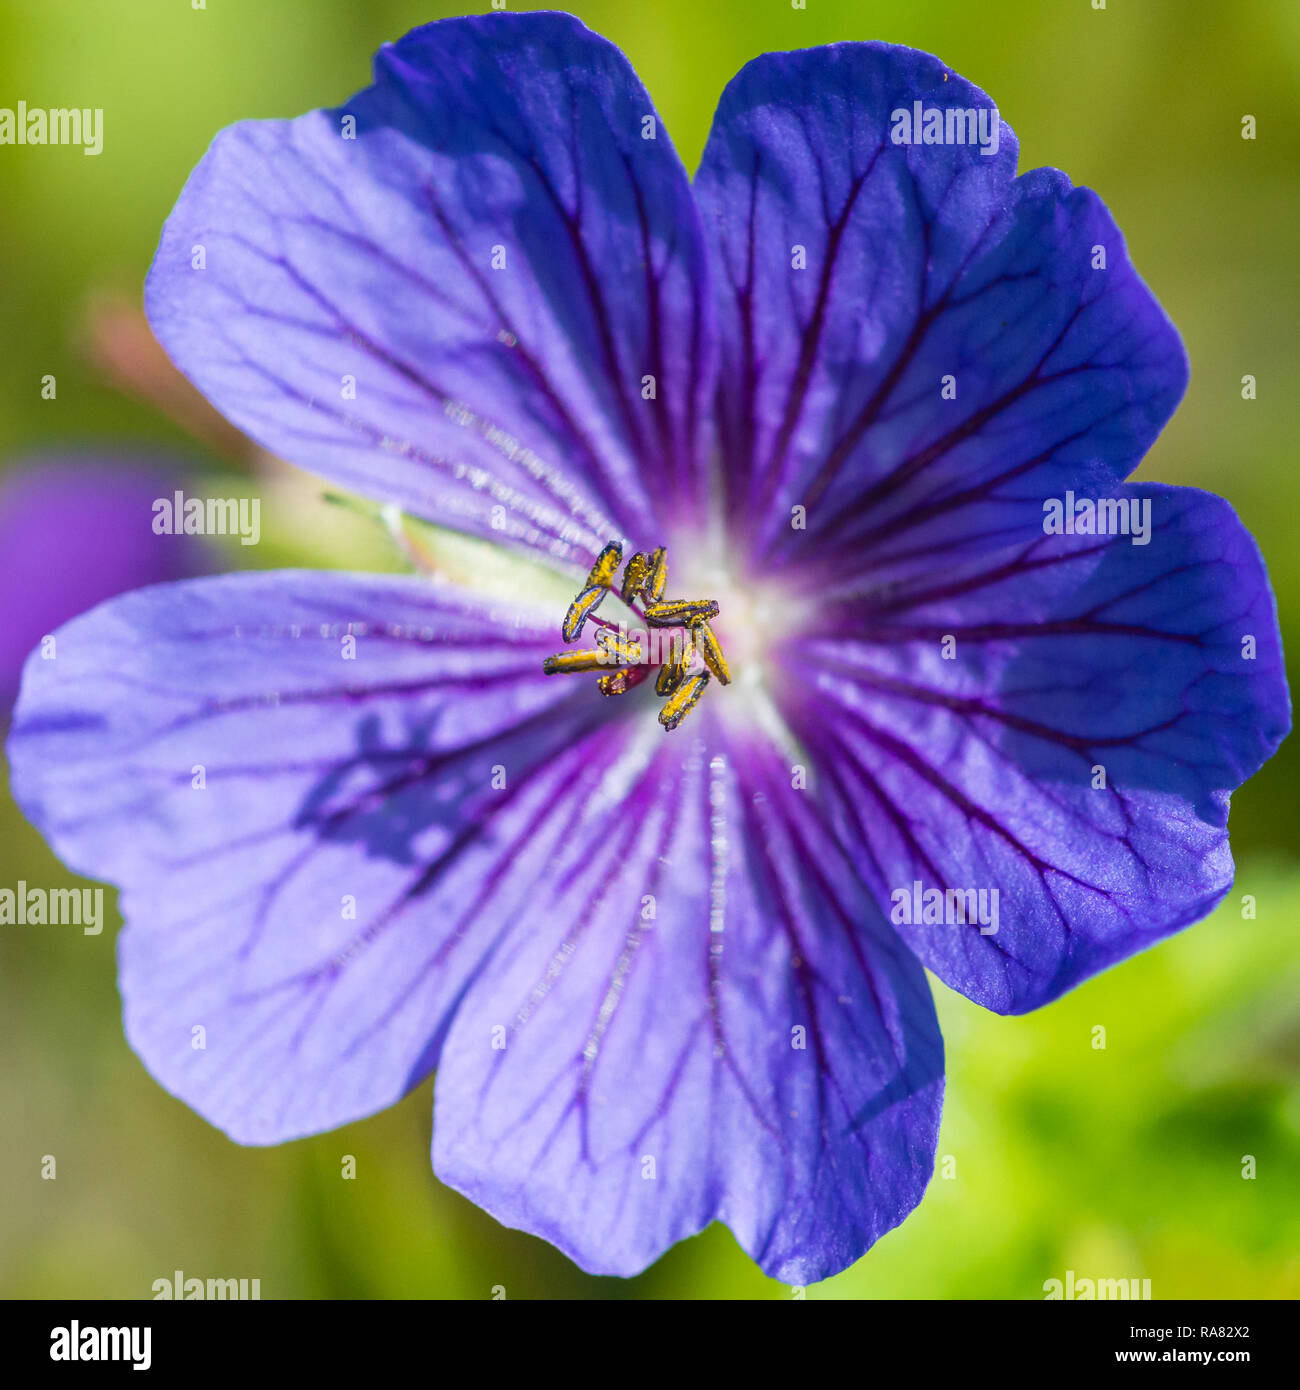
[
  {"left": 596, "top": 627, "right": 643, "bottom": 663},
  {"left": 655, "top": 636, "right": 691, "bottom": 697},
  {"left": 540, "top": 544, "right": 733, "bottom": 731},
  {"left": 645, "top": 547, "right": 667, "bottom": 602},
  {"left": 562, "top": 584, "right": 607, "bottom": 642},
  {"left": 659, "top": 671, "right": 709, "bottom": 731},
  {"left": 543, "top": 649, "right": 609, "bottom": 675},
  {"left": 643, "top": 598, "right": 720, "bottom": 627},
  {"left": 621, "top": 551, "right": 649, "bottom": 602},
  {"left": 585, "top": 541, "right": 623, "bottom": 590},
  {"left": 690, "top": 618, "right": 731, "bottom": 686}
]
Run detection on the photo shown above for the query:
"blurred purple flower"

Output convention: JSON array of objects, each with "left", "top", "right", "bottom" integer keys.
[
  {"left": 6, "top": 15, "right": 1289, "bottom": 1281},
  {"left": 0, "top": 456, "right": 204, "bottom": 706}
]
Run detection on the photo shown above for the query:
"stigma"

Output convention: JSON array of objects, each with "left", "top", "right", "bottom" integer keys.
[{"left": 542, "top": 542, "right": 731, "bottom": 732}]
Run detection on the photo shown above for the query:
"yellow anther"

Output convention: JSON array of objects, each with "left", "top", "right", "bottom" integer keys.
[
  {"left": 543, "top": 649, "right": 610, "bottom": 675},
  {"left": 585, "top": 541, "right": 623, "bottom": 590},
  {"left": 645, "top": 547, "right": 667, "bottom": 602},
  {"left": 690, "top": 618, "right": 731, "bottom": 686},
  {"left": 596, "top": 627, "right": 643, "bottom": 663},
  {"left": 621, "top": 551, "right": 649, "bottom": 602},
  {"left": 654, "top": 633, "right": 692, "bottom": 696},
  {"left": 655, "top": 661, "right": 682, "bottom": 698},
  {"left": 643, "top": 598, "right": 719, "bottom": 627},
  {"left": 659, "top": 671, "right": 709, "bottom": 731},
  {"left": 562, "top": 584, "right": 606, "bottom": 642}
]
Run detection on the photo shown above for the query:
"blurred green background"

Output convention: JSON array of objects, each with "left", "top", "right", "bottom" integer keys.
[{"left": 1, "top": 0, "right": 1297, "bottom": 1299}]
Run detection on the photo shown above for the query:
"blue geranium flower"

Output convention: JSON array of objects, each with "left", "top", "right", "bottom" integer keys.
[{"left": 7, "top": 13, "right": 1288, "bottom": 1282}]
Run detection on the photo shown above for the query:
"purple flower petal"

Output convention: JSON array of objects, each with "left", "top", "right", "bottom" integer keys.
[
  {"left": 0, "top": 456, "right": 206, "bottom": 704},
  {"left": 432, "top": 714, "right": 943, "bottom": 1282},
  {"left": 693, "top": 43, "right": 1187, "bottom": 580},
  {"left": 145, "top": 13, "right": 714, "bottom": 569},
  {"left": 777, "top": 484, "right": 1289, "bottom": 1014},
  {"left": 7, "top": 570, "right": 624, "bottom": 1141}
]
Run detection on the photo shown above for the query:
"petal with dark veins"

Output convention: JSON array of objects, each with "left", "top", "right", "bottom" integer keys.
[
  {"left": 433, "top": 714, "right": 943, "bottom": 1282},
  {"left": 146, "top": 13, "right": 715, "bottom": 571},
  {"left": 7, "top": 569, "right": 629, "bottom": 1141},
  {"left": 693, "top": 42, "right": 1186, "bottom": 581},
  {"left": 776, "top": 485, "right": 1289, "bottom": 1014}
]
